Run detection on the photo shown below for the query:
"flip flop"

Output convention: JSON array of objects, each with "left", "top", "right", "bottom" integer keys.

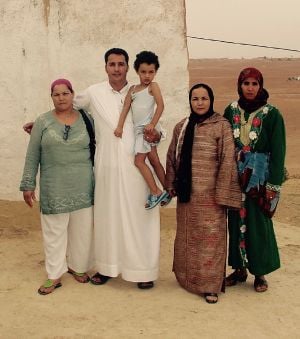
[
  {"left": 204, "top": 293, "right": 218, "bottom": 304},
  {"left": 38, "top": 279, "right": 62, "bottom": 295},
  {"left": 90, "top": 272, "right": 111, "bottom": 285},
  {"left": 67, "top": 269, "right": 90, "bottom": 283},
  {"left": 254, "top": 276, "right": 268, "bottom": 292}
]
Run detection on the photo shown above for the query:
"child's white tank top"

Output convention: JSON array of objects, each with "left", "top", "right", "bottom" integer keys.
[{"left": 131, "top": 86, "right": 155, "bottom": 126}]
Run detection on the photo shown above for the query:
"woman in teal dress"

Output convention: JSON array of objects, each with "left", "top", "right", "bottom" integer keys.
[
  {"left": 224, "top": 67, "right": 286, "bottom": 292},
  {"left": 20, "top": 79, "right": 94, "bottom": 295}
]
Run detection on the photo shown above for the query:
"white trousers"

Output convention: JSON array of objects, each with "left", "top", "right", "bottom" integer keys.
[{"left": 41, "top": 207, "right": 93, "bottom": 280}]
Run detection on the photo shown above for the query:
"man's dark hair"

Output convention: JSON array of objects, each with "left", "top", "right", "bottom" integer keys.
[
  {"left": 104, "top": 48, "right": 129, "bottom": 65},
  {"left": 133, "top": 51, "right": 160, "bottom": 72}
]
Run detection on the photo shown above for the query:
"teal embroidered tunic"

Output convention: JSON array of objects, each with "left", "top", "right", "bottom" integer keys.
[
  {"left": 20, "top": 111, "right": 94, "bottom": 215},
  {"left": 224, "top": 103, "right": 286, "bottom": 275}
]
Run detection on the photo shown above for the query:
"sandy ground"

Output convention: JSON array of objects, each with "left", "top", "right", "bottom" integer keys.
[{"left": 1, "top": 59, "right": 299, "bottom": 338}]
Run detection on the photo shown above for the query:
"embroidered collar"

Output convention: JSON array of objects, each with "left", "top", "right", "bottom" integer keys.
[{"left": 230, "top": 101, "right": 270, "bottom": 150}]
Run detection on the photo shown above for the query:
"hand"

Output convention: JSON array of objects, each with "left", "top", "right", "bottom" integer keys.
[
  {"left": 168, "top": 189, "right": 177, "bottom": 197},
  {"left": 144, "top": 123, "right": 154, "bottom": 132},
  {"left": 265, "top": 189, "right": 276, "bottom": 201},
  {"left": 23, "top": 191, "right": 36, "bottom": 208},
  {"left": 143, "top": 128, "right": 161, "bottom": 144},
  {"left": 114, "top": 127, "right": 123, "bottom": 138},
  {"left": 23, "top": 122, "right": 34, "bottom": 134}
]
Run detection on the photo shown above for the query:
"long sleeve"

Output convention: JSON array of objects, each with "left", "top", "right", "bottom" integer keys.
[
  {"left": 223, "top": 105, "right": 233, "bottom": 124},
  {"left": 165, "top": 124, "right": 180, "bottom": 191},
  {"left": 215, "top": 120, "right": 242, "bottom": 209},
  {"left": 267, "top": 108, "right": 286, "bottom": 187},
  {"left": 20, "top": 117, "right": 43, "bottom": 191}
]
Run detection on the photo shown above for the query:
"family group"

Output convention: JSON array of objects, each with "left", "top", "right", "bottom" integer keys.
[{"left": 20, "top": 48, "right": 286, "bottom": 304}]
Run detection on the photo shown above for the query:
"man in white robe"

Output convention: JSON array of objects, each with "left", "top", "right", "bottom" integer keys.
[{"left": 74, "top": 48, "right": 160, "bottom": 288}]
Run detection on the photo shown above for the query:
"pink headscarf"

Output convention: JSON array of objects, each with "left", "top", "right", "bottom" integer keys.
[{"left": 51, "top": 78, "right": 73, "bottom": 94}]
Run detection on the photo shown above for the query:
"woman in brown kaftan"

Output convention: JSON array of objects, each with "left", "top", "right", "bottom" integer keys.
[{"left": 165, "top": 84, "right": 241, "bottom": 303}]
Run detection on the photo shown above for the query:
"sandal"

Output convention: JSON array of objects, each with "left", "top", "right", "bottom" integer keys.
[
  {"left": 225, "top": 268, "right": 248, "bottom": 286},
  {"left": 145, "top": 191, "right": 168, "bottom": 210},
  {"left": 68, "top": 269, "right": 90, "bottom": 283},
  {"left": 137, "top": 281, "right": 154, "bottom": 289},
  {"left": 38, "top": 279, "right": 62, "bottom": 295},
  {"left": 90, "top": 272, "right": 111, "bottom": 285},
  {"left": 254, "top": 276, "right": 268, "bottom": 292},
  {"left": 160, "top": 192, "right": 172, "bottom": 207},
  {"left": 204, "top": 293, "right": 218, "bottom": 304}
]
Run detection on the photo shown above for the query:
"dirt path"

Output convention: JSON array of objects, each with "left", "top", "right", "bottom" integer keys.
[{"left": 0, "top": 180, "right": 299, "bottom": 338}]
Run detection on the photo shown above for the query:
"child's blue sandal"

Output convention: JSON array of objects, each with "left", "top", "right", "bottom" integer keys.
[
  {"left": 160, "top": 193, "right": 172, "bottom": 207},
  {"left": 145, "top": 191, "right": 168, "bottom": 210}
]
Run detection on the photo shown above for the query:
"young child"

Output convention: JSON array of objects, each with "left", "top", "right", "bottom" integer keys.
[{"left": 114, "top": 50, "right": 171, "bottom": 209}]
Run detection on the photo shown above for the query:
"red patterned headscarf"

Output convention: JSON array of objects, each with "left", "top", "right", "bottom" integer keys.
[
  {"left": 237, "top": 67, "right": 269, "bottom": 113},
  {"left": 238, "top": 67, "right": 263, "bottom": 89},
  {"left": 51, "top": 78, "right": 73, "bottom": 94}
]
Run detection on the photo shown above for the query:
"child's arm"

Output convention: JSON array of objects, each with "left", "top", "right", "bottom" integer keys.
[
  {"left": 114, "top": 86, "right": 134, "bottom": 138},
  {"left": 144, "top": 82, "right": 164, "bottom": 132}
]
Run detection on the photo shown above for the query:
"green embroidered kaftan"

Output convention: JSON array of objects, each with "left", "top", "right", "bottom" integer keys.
[{"left": 224, "top": 103, "right": 286, "bottom": 275}]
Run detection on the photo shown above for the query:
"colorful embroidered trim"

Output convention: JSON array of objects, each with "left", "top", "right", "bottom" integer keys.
[{"left": 230, "top": 101, "right": 270, "bottom": 150}]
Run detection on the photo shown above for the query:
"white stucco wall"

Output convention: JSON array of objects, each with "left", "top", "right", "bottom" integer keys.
[{"left": 0, "top": 0, "right": 189, "bottom": 200}]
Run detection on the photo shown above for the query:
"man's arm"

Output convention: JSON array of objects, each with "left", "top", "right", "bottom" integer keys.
[
  {"left": 23, "top": 87, "right": 92, "bottom": 135},
  {"left": 23, "top": 122, "right": 34, "bottom": 134},
  {"left": 73, "top": 88, "right": 91, "bottom": 112}
]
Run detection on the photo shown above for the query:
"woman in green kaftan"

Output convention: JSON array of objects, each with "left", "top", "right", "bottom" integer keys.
[{"left": 224, "top": 67, "right": 286, "bottom": 292}]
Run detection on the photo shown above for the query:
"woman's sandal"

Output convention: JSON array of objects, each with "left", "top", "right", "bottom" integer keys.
[
  {"left": 145, "top": 191, "right": 168, "bottom": 210},
  {"left": 225, "top": 268, "right": 248, "bottom": 286},
  {"left": 254, "top": 276, "right": 268, "bottom": 292},
  {"left": 68, "top": 269, "right": 90, "bottom": 283},
  {"left": 137, "top": 281, "right": 154, "bottom": 289},
  {"left": 90, "top": 272, "right": 111, "bottom": 285},
  {"left": 38, "top": 279, "right": 62, "bottom": 295},
  {"left": 204, "top": 293, "right": 218, "bottom": 304}
]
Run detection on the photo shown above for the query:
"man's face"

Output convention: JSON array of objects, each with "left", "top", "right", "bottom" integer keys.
[{"left": 105, "top": 53, "right": 128, "bottom": 85}]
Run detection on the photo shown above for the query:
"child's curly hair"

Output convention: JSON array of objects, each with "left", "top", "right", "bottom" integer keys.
[{"left": 133, "top": 51, "right": 160, "bottom": 71}]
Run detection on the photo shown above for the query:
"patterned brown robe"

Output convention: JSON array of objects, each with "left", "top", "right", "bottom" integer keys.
[{"left": 166, "top": 113, "right": 241, "bottom": 294}]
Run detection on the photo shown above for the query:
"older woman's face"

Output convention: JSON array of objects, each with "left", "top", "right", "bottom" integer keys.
[
  {"left": 240, "top": 77, "right": 260, "bottom": 100},
  {"left": 190, "top": 87, "right": 210, "bottom": 115},
  {"left": 51, "top": 84, "right": 74, "bottom": 111}
]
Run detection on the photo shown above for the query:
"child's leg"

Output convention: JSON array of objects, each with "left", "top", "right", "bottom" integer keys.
[
  {"left": 134, "top": 152, "right": 162, "bottom": 195},
  {"left": 147, "top": 146, "right": 166, "bottom": 188}
]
